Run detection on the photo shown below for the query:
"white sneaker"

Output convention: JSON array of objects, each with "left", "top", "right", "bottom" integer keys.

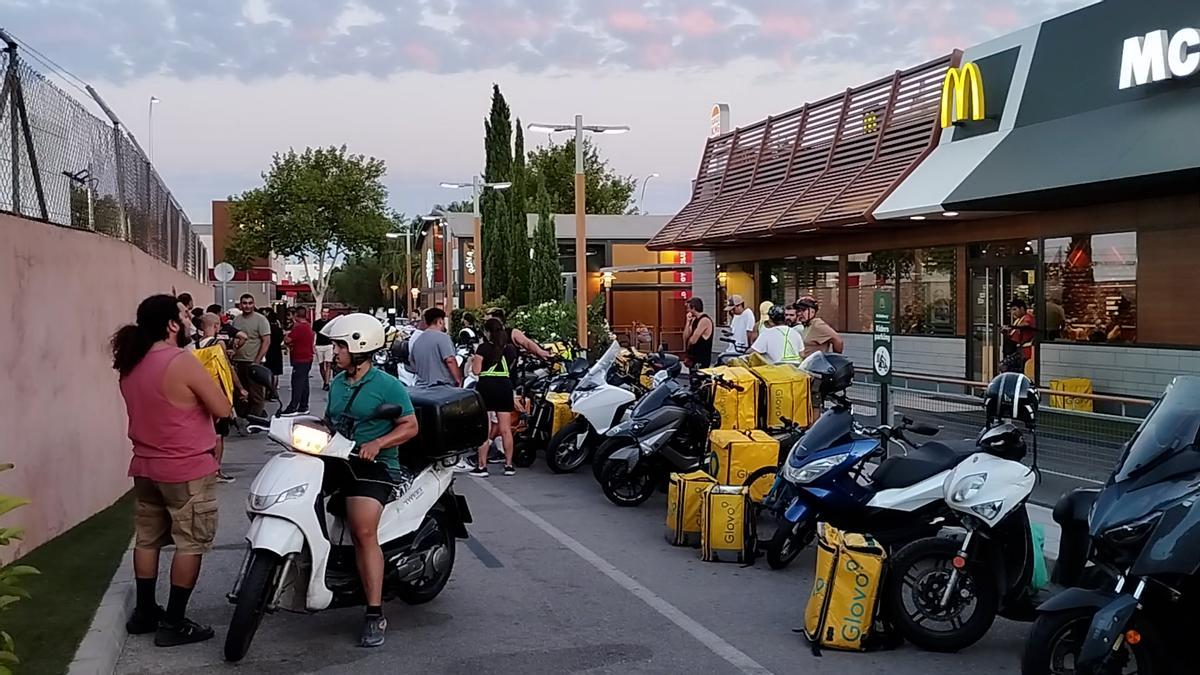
[{"left": 453, "top": 459, "right": 474, "bottom": 473}]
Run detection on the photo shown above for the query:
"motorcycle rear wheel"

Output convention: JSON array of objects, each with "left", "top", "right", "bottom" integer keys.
[
  {"left": 1021, "top": 608, "right": 1165, "bottom": 675},
  {"left": 884, "top": 536, "right": 999, "bottom": 653},
  {"left": 546, "top": 418, "right": 591, "bottom": 474},
  {"left": 396, "top": 508, "right": 456, "bottom": 605},
  {"left": 599, "top": 459, "right": 657, "bottom": 507},
  {"left": 224, "top": 550, "right": 282, "bottom": 662}
]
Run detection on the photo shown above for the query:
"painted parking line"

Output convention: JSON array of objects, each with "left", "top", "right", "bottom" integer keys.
[{"left": 471, "top": 478, "right": 774, "bottom": 675}]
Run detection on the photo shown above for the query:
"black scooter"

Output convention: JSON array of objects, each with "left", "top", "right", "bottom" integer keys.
[
  {"left": 1022, "top": 375, "right": 1200, "bottom": 675},
  {"left": 595, "top": 368, "right": 739, "bottom": 506}
]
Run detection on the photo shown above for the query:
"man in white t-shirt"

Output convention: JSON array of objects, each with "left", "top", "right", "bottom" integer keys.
[
  {"left": 751, "top": 305, "right": 804, "bottom": 363},
  {"left": 725, "top": 295, "right": 757, "bottom": 351}
]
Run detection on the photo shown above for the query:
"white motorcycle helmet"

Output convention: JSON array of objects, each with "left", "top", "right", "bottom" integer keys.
[{"left": 321, "top": 313, "right": 385, "bottom": 357}]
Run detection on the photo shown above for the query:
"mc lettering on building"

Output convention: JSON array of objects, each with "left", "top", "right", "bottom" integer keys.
[
  {"left": 940, "top": 62, "right": 986, "bottom": 128},
  {"left": 1120, "top": 27, "right": 1200, "bottom": 89}
]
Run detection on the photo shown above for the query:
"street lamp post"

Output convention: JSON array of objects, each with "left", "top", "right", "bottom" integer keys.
[
  {"left": 440, "top": 178, "right": 511, "bottom": 307},
  {"left": 148, "top": 96, "right": 160, "bottom": 163},
  {"left": 389, "top": 284, "right": 400, "bottom": 317},
  {"left": 385, "top": 224, "right": 414, "bottom": 314},
  {"left": 527, "top": 117, "right": 629, "bottom": 354},
  {"left": 639, "top": 172, "right": 660, "bottom": 214}
]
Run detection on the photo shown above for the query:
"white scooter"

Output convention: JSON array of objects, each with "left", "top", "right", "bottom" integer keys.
[
  {"left": 544, "top": 341, "right": 634, "bottom": 473},
  {"left": 883, "top": 421, "right": 1042, "bottom": 653},
  {"left": 224, "top": 366, "right": 482, "bottom": 662}
]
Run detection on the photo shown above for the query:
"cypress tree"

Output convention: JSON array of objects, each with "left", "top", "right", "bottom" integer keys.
[
  {"left": 529, "top": 175, "right": 562, "bottom": 304},
  {"left": 481, "top": 84, "right": 512, "bottom": 299},
  {"left": 506, "top": 120, "right": 530, "bottom": 304}
]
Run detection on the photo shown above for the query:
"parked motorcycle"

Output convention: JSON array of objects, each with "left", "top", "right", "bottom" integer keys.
[
  {"left": 544, "top": 341, "right": 653, "bottom": 474},
  {"left": 224, "top": 366, "right": 485, "bottom": 662},
  {"left": 1021, "top": 375, "right": 1200, "bottom": 675},
  {"left": 882, "top": 372, "right": 1053, "bottom": 653},
  {"left": 511, "top": 356, "right": 587, "bottom": 467},
  {"left": 751, "top": 352, "right": 1004, "bottom": 571},
  {"left": 596, "top": 365, "right": 738, "bottom": 507}
]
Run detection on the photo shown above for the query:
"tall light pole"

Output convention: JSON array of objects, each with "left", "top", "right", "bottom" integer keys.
[
  {"left": 386, "top": 223, "right": 414, "bottom": 313},
  {"left": 527, "top": 117, "right": 630, "bottom": 353},
  {"left": 148, "top": 96, "right": 160, "bottom": 163},
  {"left": 440, "top": 178, "right": 511, "bottom": 307},
  {"left": 639, "top": 172, "right": 660, "bottom": 213},
  {"left": 389, "top": 284, "right": 400, "bottom": 317}
]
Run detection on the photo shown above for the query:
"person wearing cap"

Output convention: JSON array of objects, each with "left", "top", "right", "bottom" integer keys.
[
  {"left": 794, "top": 296, "right": 844, "bottom": 358},
  {"left": 725, "top": 294, "right": 756, "bottom": 351}
]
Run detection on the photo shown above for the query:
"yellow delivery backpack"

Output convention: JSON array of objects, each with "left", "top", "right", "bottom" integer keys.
[
  {"left": 700, "top": 366, "right": 759, "bottom": 430},
  {"left": 666, "top": 471, "right": 716, "bottom": 547},
  {"left": 700, "top": 486, "right": 756, "bottom": 563},
  {"left": 193, "top": 342, "right": 234, "bottom": 403},
  {"left": 708, "top": 429, "right": 780, "bottom": 503},
  {"left": 544, "top": 392, "right": 577, "bottom": 437},
  {"left": 803, "top": 523, "right": 888, "bottom": 653},
  {"left": 751, "top": 364, "right": 813, "bottom": 430}
]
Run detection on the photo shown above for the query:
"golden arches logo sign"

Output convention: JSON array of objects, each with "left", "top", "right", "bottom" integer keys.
[{"left": 940, "top": 62, "right": 986, "bottom": 129}]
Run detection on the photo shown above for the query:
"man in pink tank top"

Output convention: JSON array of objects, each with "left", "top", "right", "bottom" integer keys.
[{"left": 112, "top": 294, "right": 233, "bottom": 647}]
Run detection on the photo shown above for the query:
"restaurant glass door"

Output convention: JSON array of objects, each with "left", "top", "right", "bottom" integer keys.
[{"left": 968, "top": 241, "right": 1038, "bottom": 383}]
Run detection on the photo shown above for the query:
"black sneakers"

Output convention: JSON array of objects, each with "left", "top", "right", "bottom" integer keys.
[
  {"left": 125, "top": 605, "right": 163, "bottom": 635},
  {"left": 503, "top": 465, "right": 516, "bottom": 476},
  {"left": 468, "top": 466, "right": 489, "bottom": 478},
  {"left": 360, "top": 614, "right": 387, "bottom": 648},
  {"left": 154, "top": 617, "right": 215, "bottom": 647}
]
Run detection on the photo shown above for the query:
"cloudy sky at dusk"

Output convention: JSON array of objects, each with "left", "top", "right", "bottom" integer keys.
[{"left": 5, "top": 0, "right": 1092, "bottom": 223}]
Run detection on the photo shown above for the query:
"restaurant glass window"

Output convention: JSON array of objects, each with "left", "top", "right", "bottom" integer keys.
[
  {"left": 898, "top": 248, "right": 957, "bottom": 336},
  {"left": 1043, "top": 233, "right": 1137, "bottom": 343},
  {"left": 847, "top": 253, "right": 896, "bottom": 332},
  {"left": 761, "top": 256, "right": 841, "bottom": 330}
]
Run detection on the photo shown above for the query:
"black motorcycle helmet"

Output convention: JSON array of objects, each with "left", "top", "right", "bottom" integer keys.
[
  {"left": 767, "top": 304, "right": 786, "bottom": 326},
  {"left": 799, "top": 351, "right": 854, "bottom": 396},
  {"left": 984, "top": 372, "right": 1039, "bottom": 428}
]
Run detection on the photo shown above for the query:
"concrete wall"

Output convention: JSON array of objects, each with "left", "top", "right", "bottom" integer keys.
[
  {"left": 0, "top": 213, "right": 211, "bottom": 560},
  {"left": 843, "top": 333, "right": 966, "bottom": 379},
  {"left": 1041, "top": 343, "right": 1200, "bottom": 399}
]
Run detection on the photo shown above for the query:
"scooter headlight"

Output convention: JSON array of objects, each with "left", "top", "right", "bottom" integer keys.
[
  {"left": 783, "top": 453, "right": 849, "bottom": 484},
  {"left": 949, "top": 473, "right": 988, "bottom": 504},
  {"left": 970, "top": 500, "right": 1004, "bottom": 521},
  {"left": 249, "top": 483, "right": 309, "bottom": 511}
]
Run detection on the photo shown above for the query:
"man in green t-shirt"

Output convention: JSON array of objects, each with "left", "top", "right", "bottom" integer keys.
[
  {"left": 231, "top": 294, "right": 272, "bottom": 417},
  {"left": 321, "top": 313, "right": 419, "bottom": 649}
]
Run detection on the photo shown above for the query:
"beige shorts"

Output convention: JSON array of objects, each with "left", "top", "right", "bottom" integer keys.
[
  {"left": 133, "top": 475, "right": 218, "bottom": 555},
  {"left": 315, "top": 344, "right": 334, "bottom": 363}
]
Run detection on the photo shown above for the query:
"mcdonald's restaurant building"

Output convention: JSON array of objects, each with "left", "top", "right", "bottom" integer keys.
[{"left": 649, "top": 0, "right": 1200, "bottom": 400}]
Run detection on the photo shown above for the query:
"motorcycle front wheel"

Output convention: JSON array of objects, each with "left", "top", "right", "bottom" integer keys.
[
  {"left": 599, "top": 459, "right": 658, "bottom": 507},
  {"left": 593, "top": 437, "right": 632, "bottom": 483},
  {"left": 1021, "top": 608, "right": 1166, "bottom": 675},
  {"left": 396, "top": 507, "right": 457, "bottom": 605},
  {"left": 546, "top": 418, "right": 591, "bottom": 474},
  {"left": 224, "top": 550, "right": 282, "bottom": 662},
  {"left": 883, "top": 536, "right": 999, "bottom": 653},
  {"left": 765, "top": 516, "right": 813, "bottom": 570}
]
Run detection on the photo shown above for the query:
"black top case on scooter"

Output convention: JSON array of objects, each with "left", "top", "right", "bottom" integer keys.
[{"left": 398, "top": 386, "right": 489, "bottom": 469}]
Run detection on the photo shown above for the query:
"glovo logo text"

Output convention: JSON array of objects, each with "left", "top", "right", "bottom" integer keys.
[
  {"left": 839, "top": 557, "right": 873, "bottom": 643},
  {"left": 722, "top": 501, "right": 739, "bottom": 546},
  {"left": 940, "top": 62, "right": 986, "bottom": 129}
]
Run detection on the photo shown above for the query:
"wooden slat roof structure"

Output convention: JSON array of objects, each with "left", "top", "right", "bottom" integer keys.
[{"left": 648, "top": 53, "right": 956, "bottom": 250}]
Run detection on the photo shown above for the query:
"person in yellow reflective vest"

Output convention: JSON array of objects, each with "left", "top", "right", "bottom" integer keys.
[
  {"left": 750, "top": 305, "right": 804, "bottom": 364},
  {"left": 469, "top": 318, "right": 521, "bottom": 477}
]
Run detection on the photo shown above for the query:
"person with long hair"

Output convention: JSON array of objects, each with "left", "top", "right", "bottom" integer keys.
[
  {"left": 113, "top": 294, "right": 233, "bottom": 647},
  {"left": 469, "top": 318, "right": 520, "bottom": 477}
]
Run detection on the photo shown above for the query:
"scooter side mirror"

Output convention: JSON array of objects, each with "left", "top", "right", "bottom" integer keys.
[{"left": 247, "top": 364, "right": 279, "bottom": 401}]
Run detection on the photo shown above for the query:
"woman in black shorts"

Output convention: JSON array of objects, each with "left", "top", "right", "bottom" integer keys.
[{"left": 469, "top": 318, "right": 519, "bottom": 477}]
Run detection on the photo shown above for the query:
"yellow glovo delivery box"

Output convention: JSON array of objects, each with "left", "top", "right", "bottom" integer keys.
[
  {"left": 544, "top": 392, "right": 577, "bottom": 437},
  {"left": 751, "top": 363, "right": 813, "bottom": 430},
  {"left": 709, "top": 429, "right": 780, "bottom": 503},
  {"left": 700, "top": 366, "right": 759, "bottom": 430},
  {"left": 804, "top": 523, "right": 887, "bottom": 653},
  {"left": 665, "top": 471, "right": 717, "bottom": 547},
  {"left": 700, "top": 485, "right": 756, "bottom": 563}
]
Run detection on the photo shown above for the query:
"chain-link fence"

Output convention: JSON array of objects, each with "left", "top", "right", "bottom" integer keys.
[
  {"left": 850, "top": 373, "right": 1155, "bottom": 483},
  {"left": 0, "top": 44, "right": 205, "bottom": 280}
]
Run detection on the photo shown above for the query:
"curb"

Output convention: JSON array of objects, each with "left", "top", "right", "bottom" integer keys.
[{"left": 66, "top": 537, "right": 135, "bottom": 675}]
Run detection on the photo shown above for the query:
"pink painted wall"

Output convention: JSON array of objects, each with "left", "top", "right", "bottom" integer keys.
[{"left": 0, "top": 213, "right": 211, "bottom": 561}]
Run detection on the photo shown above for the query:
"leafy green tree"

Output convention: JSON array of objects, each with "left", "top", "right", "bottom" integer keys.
[
  {"left": 482, "top": 85, "right": 513, "bottom": 299},
  {"left": 329, "top": 254, "right": 387, "bottom": 310},
  {"left": 506, "top": 119, "right": 530, "bottom": 305},
  {"left": 525, "top": 138, "right": 637, "bottom": 215},
  {"left": 443, "top": 200, "right": 473, "bottom": 213},
  {"left": 529, "top": 176, "right": 561, "bottom": 304},
  {"left": 0, "top": 463, "right": 39, "bottom": 675},
  {"left": 224, "top": 146, "right": 391, "bottom": 314}
]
